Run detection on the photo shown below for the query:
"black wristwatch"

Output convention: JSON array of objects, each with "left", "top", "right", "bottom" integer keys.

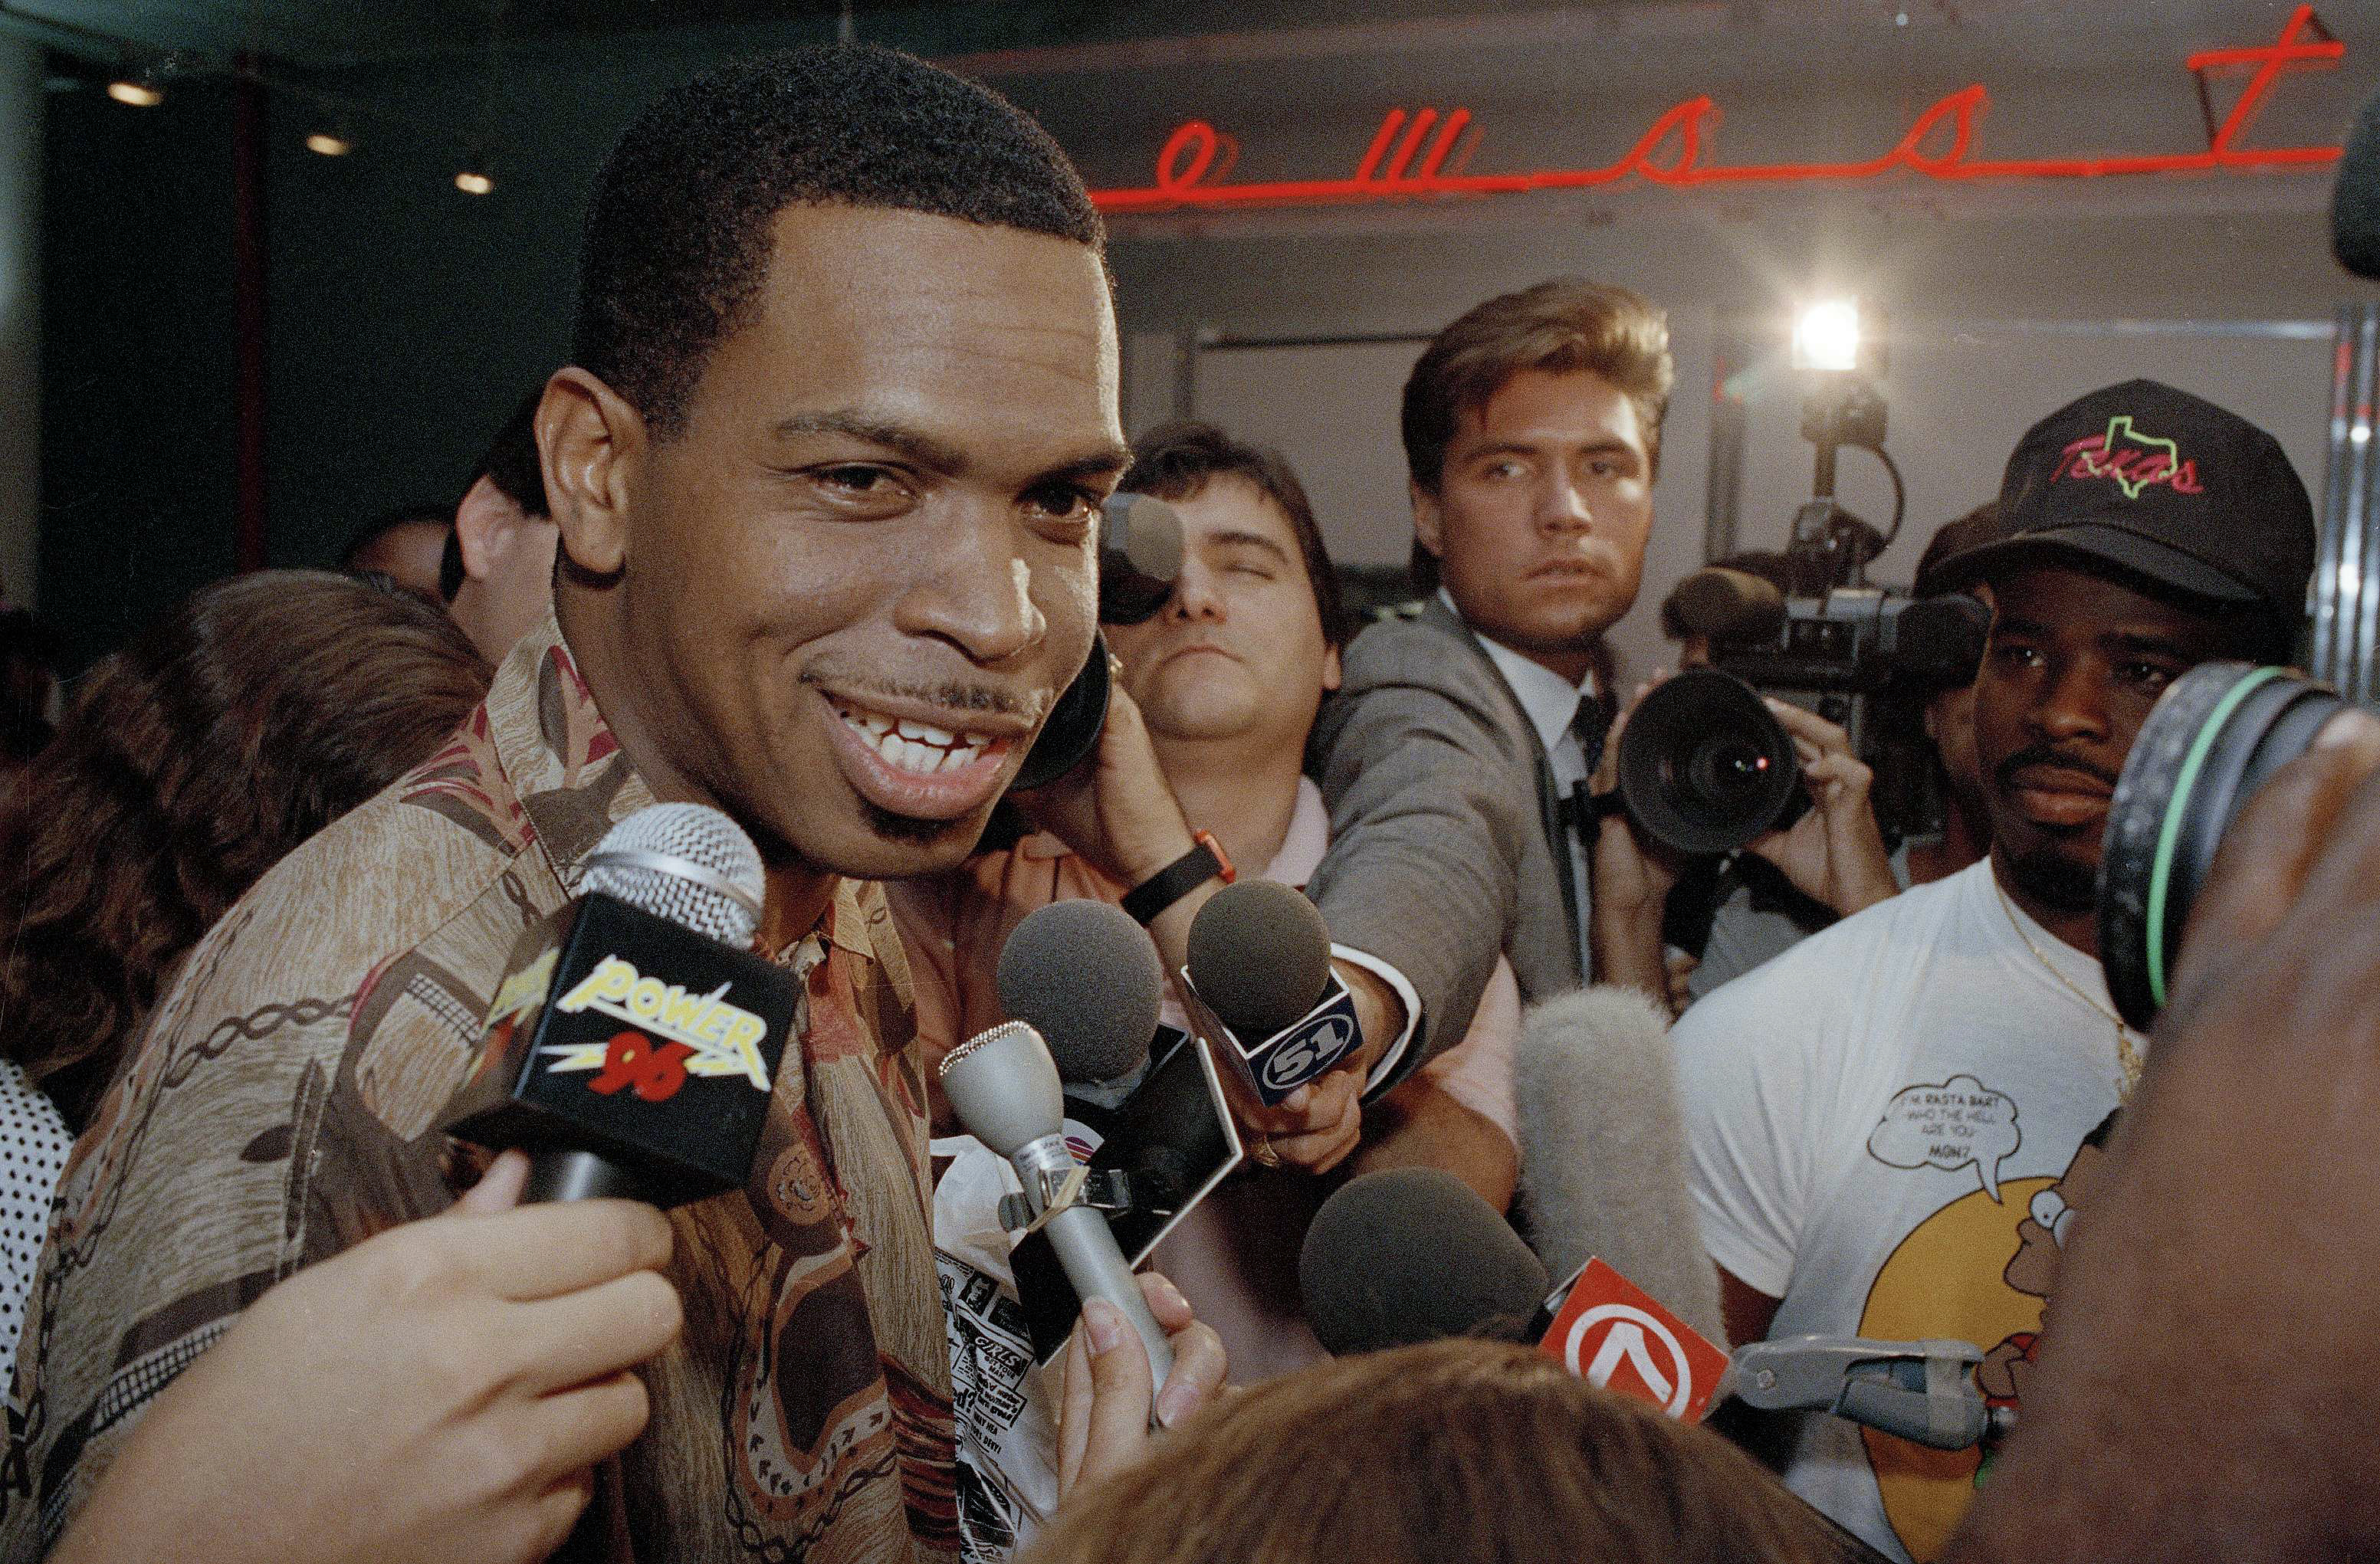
[{"left": 1121, "top": 829, "right": 1236, "bottom": 925}]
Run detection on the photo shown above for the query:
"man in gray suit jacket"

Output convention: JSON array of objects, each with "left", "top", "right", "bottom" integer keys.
[{"left": 1308, "top": 280, "right": 1674, "bottom": 1064}]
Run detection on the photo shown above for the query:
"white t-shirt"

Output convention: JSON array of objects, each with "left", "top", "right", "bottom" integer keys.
[{"left": 1675, "top": 859, "right": 2140, "bottom": 1564}]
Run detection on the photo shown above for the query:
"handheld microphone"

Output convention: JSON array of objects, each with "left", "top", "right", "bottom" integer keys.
[
  {"left": 996, "top": 898, "right": 1165, "bottom": 1085},
  {"left": 440, "top": 803, "right": 794, "bottom": 1205},
  {"left": 1725, "top": 1336, "right": 1997, "bottom": 1450},
  {"left": 1098, "top": 493, "right": 1186, "bottom": 625},
  {"left": 941, "top": 1020, "right": 1175, "bottom": 1391},
  {"left": 1297, "top": 1167, "right": 1550, "bottom": 1356},
  {"left": 1181, "top": 880, "right": 1362, "bottom": 1107}
]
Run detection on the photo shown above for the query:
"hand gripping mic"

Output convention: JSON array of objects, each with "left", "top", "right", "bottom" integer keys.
[
  {"left": 941, "top": 1019, "right": 1175, "bottom": 1392},
  {"left": 440, "top": 802, "right": 796, "bottom": 1205},
  {"left": 1180, "top": 880, "right": 1363, "bottom": 1107}
]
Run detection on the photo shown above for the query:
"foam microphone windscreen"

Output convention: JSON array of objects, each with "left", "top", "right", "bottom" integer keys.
[
  {"left": 1663, "top": 566, "right": 1787, "bottom": 643},
  {"left": 2334, "top": 84, "right": 2380, "bottom": 281},
  {"left": 1185, "top": 880, "right": 1332, "bottom": 1040},
  {"left": 1300, "top": 1167, "right": 1551, "bottom": 1356},
  {"left": 1514, "top": 985, "right": 1727, "bottom": 1347},
  {"left": 996, "top": 899, "right": 1164, "bottom": 1083}
]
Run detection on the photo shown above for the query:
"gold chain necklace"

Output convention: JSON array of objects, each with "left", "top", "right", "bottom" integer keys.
[{"left": 1992, "top": 874, "right": 2146, "bottom": 1098}]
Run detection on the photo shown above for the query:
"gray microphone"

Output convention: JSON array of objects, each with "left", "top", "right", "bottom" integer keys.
[
  {"left": 940, "top": 1020, "right": 1175, "bottom": 1391},
  {"left": 996, "top": 898, "right": 1164, "bottom": 1084}
]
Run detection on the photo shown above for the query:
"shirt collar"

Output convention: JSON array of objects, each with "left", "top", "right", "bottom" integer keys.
[
  {"left": 1440, "top": 588, "right": 1600, "bottom": 756},
  {"left": 483, "top": 609, "right": 656, "bottom": 890}
]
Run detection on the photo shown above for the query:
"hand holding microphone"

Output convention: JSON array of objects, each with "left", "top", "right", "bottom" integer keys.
[
  {"left": 1182, "top": 881, "right": 1370, "bottom": 1172},
  {"left": 940, "top": 1018, "right": 1226, "bottom": 1487},
  {"left": 49, "top": 1150, "right": 681, "bottom": 1564}
]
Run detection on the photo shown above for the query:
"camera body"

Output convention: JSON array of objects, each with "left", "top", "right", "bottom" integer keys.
[{"left": 1672, "top": 517, "right": 1989, "bottom": 848}]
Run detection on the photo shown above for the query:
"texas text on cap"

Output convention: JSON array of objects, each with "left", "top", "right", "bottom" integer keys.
[{"left": 1936, "top": 378, "right": 2315, "bottom": 620}]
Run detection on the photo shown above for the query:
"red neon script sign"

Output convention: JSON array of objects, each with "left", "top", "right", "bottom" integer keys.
[{"left": 1091, "top": 5, "right": 2346, "bottom": 215}]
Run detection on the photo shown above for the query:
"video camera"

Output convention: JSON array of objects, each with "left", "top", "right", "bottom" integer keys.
[{"left": 1619, "top": 303, "right": 1988, "bottom": 856}]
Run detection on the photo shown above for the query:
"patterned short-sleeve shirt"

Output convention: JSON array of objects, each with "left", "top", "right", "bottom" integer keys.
[{"left": 0, "top": 615, "right": 956, "bottom": 1564}]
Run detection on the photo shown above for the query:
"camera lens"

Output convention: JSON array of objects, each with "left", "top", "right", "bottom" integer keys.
[
  {"left": 2099, "top": 662, "right": 2345, "bottom": 1029},
  {"left": 1616, "top": 669, "right": 1802, "bottom": 857},
  {"left": 1686, "top": 738, "right": 1775, "bottom": 802}
]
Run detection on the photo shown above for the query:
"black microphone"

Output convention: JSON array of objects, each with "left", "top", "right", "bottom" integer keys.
[
  {"left": 996, "top": 898, "right": 1164, "bottom": 1085},
  {"left": 440, "top": 802, "right": 795, "bottom": 1205},
  {"left": 1099, "top": 493, "right": 1185, "bottom": 625},
  {"left": 2333, "top": 83, "right": 2380, "bottom": 280},
  {"left": 1298, "top": 1167, "right": 1551, "bottom": 1356},
  {"left": 1181, "top": 880, "right": 1362, "bottom": 1106}
]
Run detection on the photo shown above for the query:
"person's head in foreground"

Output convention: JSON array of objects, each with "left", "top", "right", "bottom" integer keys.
[{"left": 1024, "top": 1338, "right": 1864, "bottom": 1564}]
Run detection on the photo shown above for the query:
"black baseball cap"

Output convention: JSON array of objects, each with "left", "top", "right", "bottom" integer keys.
[{"left": 1933, "top": 379, "right": 2314, "bottom": 621}]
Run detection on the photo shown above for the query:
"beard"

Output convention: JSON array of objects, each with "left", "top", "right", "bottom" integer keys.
[
  {"left": 861, "top": 798, "right": 974, "bottom": 850},
  {"left": 2001, "top": 843, "right": 2100, "bottom": 913}
]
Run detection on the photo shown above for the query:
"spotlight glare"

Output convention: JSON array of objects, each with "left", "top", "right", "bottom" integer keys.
[
  {"left": 107, "top": 79, "right": 163, "bottom": 108},
  {"left": 305, "top": 130, "right": 353, "bottom": 156},
  {"left": 1791, "top": 299, "right": 1863, "bottom": 374},
  {"left": 455, "top": 169, "right": 494, "bottom": 195}
]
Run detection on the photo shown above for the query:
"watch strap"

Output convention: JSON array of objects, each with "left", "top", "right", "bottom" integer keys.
[{"left": 1122, "top": 829, "right": 1236, "bottom": 925}]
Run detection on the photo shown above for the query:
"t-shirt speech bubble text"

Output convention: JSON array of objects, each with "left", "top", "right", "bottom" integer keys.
[{"left": 1866, "top": 1075, "right": 2022, "bottom": 1202}]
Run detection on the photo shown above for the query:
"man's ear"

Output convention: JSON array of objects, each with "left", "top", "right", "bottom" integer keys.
[
  {"left": 1410, "top": 480, "right": 1445, "bottom": 561},
  {"left": 539, "top": 368, "right": 645, "bottom": 579},
  {"left": 1321, "top": 642, "right": 1343, "bottom": 695},
  {"left": 452, "top": 475, "right": 519, "bottom": 583}
]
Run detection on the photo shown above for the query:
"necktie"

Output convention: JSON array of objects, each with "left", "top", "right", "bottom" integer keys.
[
  {"left": 1561, "top": 693, "right": 1620, "bottom": 843},
  {"left": 1569, "top": 690, "right": 1617, "bottom": 776}
]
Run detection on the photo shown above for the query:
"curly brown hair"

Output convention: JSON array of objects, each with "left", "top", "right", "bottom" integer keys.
[{"left": 0, "top": 570, "right": 491, "bottom": 1130}]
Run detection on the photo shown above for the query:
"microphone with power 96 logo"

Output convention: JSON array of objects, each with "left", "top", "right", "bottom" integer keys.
[
  {"left": 1179, "top": 880, "right": 1363, "bottom": 1107},
  {"left": 1298, "top": 1167, "right": 1551, "bottom": 1355},
  {"left": 439, "top": 802, "right": 796, "bottom": 1205},
  {"left": 941, "top": 1019, "right": 1176, "bottom": 1392}
]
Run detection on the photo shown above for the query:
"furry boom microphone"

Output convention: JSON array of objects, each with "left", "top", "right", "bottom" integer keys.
[{"left": 1513, "top": 985, "right": 1728, "bottom": 1348}]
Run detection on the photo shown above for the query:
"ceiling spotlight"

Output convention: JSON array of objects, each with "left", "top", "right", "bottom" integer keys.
[
  {"left": 106, "top": 75, "right": 163, "bottom": 107},
  {"left": 305, "top": 126, "right": 353, "bottom": 157},
  {"left": 454, "top": 166, "right": 494, "bottom": 195}
]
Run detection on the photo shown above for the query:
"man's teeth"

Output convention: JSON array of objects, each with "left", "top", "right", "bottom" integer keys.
[{"left": 835, "top": 703, "right": 996, "bottom": 775}]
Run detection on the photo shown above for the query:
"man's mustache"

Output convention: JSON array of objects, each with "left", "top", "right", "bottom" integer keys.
[{"left": 1994, "top": 745, "right": 2119, "bottom": 790}]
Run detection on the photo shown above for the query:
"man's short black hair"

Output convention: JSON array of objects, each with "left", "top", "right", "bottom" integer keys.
[
  {"left": 572, "top": 44, "right": 1105, "bottom": 439},
  {"left": 442, "top": 388, "right": 549, "bottom": 602},
  {"left": 1120, "top": 421, "right": 1348, "bottom": 651}
]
